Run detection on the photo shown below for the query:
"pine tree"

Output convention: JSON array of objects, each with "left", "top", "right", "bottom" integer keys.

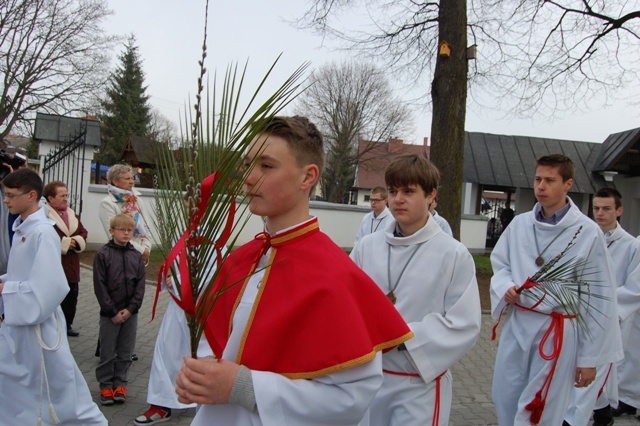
[{"left": 97, "top": 35, "right": 151, "bottom": 165}]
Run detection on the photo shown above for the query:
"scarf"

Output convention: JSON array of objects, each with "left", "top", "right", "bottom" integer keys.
[
  {"left": 52, "top": 204, "right": 70, "bottom": 228},
  {"left": 107, "top": 184, "right": 148, "bottom": 238}
]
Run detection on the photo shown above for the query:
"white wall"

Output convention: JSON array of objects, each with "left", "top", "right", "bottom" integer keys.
[
  {"left": 83, "top": 185, "right": 489, "bottom": 251},
  {"left": 462, "top": 182, "right": 478, "bottom": 215},
  {"left": 461, "top": 214, "right": 489, "bottom": 254}
]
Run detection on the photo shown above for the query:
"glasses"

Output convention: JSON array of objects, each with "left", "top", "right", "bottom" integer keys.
[
  {"left": 113, "top": 228, "right": 134, "bottom": 233},
  {"left": 3, "top": 191, "right": 30, "bottom": 200},
  {"left": 370, "top": 198, "right": 385, "bottom": 203}
]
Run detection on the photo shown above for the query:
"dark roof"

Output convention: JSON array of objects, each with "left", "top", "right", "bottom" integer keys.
[
  {"left": 353, "top": 139, "right": 429, "bottom": 189},
  {"left": 119, "top": 135, "right": 165, "bottom": 167},
  {"left": 34, "top": 113, "right": 101, "bottom": 147},
  {"left": 464, "top": 132, "right": 605, "bottom": 194},
  {"left": 592, "top": 127, "right": 640, "bottom": 176}
]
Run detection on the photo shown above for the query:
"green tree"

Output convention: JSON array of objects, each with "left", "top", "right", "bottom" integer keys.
[{"left": 97, "top": 35, "right": 151, "bottom": 165}]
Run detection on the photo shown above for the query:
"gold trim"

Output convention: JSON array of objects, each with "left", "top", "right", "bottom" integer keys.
[
  {"left": 271, "top": 221, "right": 319, "bottom": 245},
  {"left": 274, "top": 331, "right": 415, "bottom": 380},
  {"left": 235, "top": 248, "right": 277, "bottom": 363}
]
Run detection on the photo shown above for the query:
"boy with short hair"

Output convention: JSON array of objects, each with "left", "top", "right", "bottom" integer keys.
[
  {"left": 491, "top": 154, "right": 622, "bottom": 425},
  {"left": 350, "top": 153, "right": 481, "bottom": 425},
  {"left": 591, "top": 188, "right": 639, "bottom": 423},
  {"left": 175, "top": 116, "right": 413, "bottom": 426},
  {"left": 355, "top": 186, "right": 394, "bottom": 244},
  {"left": 94, "top": 213, "right": 146, "bottom": 405},
  {"left": 0, "top": 168, "right": 106, "bottom": 425}
]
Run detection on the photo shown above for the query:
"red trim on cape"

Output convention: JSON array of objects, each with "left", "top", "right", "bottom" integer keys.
[{"left": 203, "top": 218, "right": 414, "bottom": 379}]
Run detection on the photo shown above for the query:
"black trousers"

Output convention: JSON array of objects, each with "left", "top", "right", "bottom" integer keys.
[{"left": 60, "top": 281, "right": 79, "bottom": 328}]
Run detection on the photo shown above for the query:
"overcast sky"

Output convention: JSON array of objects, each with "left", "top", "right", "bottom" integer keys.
[{"left": 104, "top": 0, "right": 639, "bottom": 144}]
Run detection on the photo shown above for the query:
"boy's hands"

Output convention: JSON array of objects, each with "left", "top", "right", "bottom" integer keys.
[
  {"left": 504, "top": 285, "right": 520, "bottom": 304},
  {"left": 575, "top": 367, "right": 596, "bottom": 388},
  {"left": 111, "top": 309, "right": 132, "bottom": 324},
  {"left": 176, "top": 357, "right": 240, "bottom": 405}
]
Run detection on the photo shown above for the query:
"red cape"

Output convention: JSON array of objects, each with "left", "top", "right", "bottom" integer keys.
[{"left": 203, "top": 218, "right": 413, "bottom": 379}]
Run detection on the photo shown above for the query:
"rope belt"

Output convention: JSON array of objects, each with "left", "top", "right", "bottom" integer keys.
[
  {"left": 512, "top": 304, "right": 576, "bottom": 425},
  {"left": 382, "top": 369, "right": 448, "bottom": 426}
]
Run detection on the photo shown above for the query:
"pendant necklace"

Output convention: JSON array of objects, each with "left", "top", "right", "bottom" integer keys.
[
  {"left": 371, "top": 216, "right": 384, "bottom": 234},
  {"left": 386, "top": 242, "right": 425, "bottom": 304},
  {"left": 532, "top": 224, "right": 568, "bottom": 267}
]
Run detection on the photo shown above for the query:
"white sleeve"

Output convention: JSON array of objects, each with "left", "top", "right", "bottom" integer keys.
[
  {"left": 405, "top": 248, "right": 481, "bottom": 382},
  {"left": 616, "top": 240, "right": 640, "bottom": 322},
  {"left": 252, "top": 354, "right": 383, "bottom": 426},
  {"left": 489, "top": 225, "right": 516, "bottom": 319},
  {"left": 576, "top": 233, "right": 623, "bottom": 367},
  {"left": 2, "top": 233, "right": 68, "bottom": 325},
  {"left": 98, "top": 197, "right": 117, "bottom": 238}
]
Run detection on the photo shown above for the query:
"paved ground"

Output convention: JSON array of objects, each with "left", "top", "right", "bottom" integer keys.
[{"left": 70, "top": 266, "right": 639, "bottom": 426}]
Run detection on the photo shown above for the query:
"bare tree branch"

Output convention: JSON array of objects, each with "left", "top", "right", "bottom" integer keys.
[
  {"left": 0, "top": 0, "right": 116, "bottom": 138},
  {"left": 298, "top": 0, "right": 640, "bottom": 114},
  {"left": 295, "top": 61, "right": 413, "bottom": 203}
]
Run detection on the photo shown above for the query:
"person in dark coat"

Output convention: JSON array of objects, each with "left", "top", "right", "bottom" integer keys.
[
  {"left": 44, "top": 180, "right": 88, "bottom": 337},
  {"left": 93, "top": 213, "right": 145, "bottom": 405}
]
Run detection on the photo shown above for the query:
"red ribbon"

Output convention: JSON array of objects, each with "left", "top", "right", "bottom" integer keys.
[
  {"left": 521, "top": 276, "right": 537, "bottom": 290},
  {"left": 151, "top": 172, "right": 236, "bottom": 321}
]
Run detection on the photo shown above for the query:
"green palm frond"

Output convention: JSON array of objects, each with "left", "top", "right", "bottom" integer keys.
[
  {"left": 151, "top": 1, "right": 308, "bottom": 357},
  {"left": 517, "top": 226, "right": 610, "bottom": 337}
]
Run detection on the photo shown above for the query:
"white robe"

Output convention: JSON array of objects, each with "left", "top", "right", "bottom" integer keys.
[
  {"left": 354, "top": 207, "right": 394, "bottom": 245},
  {"left": 565, "top": 225, "right": 640, "bottom": 425},
  {"left": 192, "top": 242, "right": 384, "bottom": 426},
  {"left": 431, "top": 211, "right": 453, "bottom": 237},
  {"left": 0, "top": 208, "right": 106, "bottom": 426},
  {"left": 611, "top": 225, "right": 640, "bottom": 410},
  {"left": 490, "top": 199, "right": 623, "bottom": 426},
  {"left": 146, "top": 260, "right": 216, "bottom": 409},
  {"left": 351, "top": 216, "right": 481, "bottom": 425}
]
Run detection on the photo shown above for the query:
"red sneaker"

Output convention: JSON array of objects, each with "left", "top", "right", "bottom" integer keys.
[{"left": 134, "top": 405, "right": 172, "bottom": 425}]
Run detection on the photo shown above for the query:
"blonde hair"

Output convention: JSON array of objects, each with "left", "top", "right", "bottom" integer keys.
[{"left": 110, "top": 213, "right": 135, "bottom": 229}]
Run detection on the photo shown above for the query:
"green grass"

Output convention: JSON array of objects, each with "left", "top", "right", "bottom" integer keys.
[
  {"left": 473, "top": 254, "right": 493, "bottom": 277},
  {"left": 149, "top": 250, "right": 166, "bottom": 263}
]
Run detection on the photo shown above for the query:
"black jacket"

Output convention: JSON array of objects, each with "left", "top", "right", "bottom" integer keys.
[{"left": 93, "top": 239, "right": 146, "bottom": 317}]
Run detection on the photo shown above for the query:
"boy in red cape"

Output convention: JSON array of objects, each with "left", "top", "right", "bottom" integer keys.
[{"left": 176, "top": 116, "right": 413, "bottom": 425}]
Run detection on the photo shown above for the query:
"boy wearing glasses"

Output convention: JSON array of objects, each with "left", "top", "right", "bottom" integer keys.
[
  {"left": 0, "top": 168, "right": 107, "bottom": 425},
  {"left": 355, "top": 186, "right": 394, "bottom": 245},
  {"left": 93, "top": 213, "right": 146, "bottom": 405}
]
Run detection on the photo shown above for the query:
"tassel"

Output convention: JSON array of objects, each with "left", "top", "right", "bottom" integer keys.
[
  {"left": 49, "top": 403, "right": 60, "bottom": 424},
  {"left": 528, "top": 404, "right": 544, "bottom": 425},
  {"left": 525, "top": 391, "right": 545, "bottom": 425}
]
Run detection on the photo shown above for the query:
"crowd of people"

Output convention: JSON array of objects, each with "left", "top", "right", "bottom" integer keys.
[{"left": 0, "top": 116, "right": 638, "bottom": 426}]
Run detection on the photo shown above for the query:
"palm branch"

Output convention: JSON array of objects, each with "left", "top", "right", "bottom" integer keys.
[
  {"left": 516, "top": 226, "right": 610, "bottom": 335},
  {"left": 152, "top": 0, "right": 308, "bottom": 357}
]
